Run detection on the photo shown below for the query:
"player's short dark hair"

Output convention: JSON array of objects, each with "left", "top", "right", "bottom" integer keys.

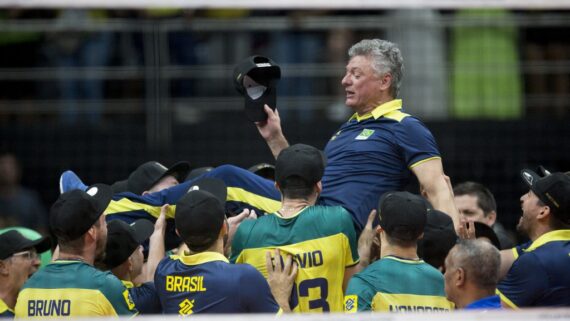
[
  {"left": 453, "top": 181, "right": 497, "bottom": 215},
  {"left": 280, "top": 176, "right": 315, "bottom": 200},
  {"left": 384, "top": 227, "right": 418, "bottom": 248}
]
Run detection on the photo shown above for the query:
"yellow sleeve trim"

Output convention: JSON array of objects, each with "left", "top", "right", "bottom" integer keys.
[
  {"left": 227, "top": 186, "right": 281, "bottom": 214},
  {"left": 409, "top": 156, "right": 441, "bottom": 169},
  {"left": 104, "top": 198, "right": 176, "bottom": 219},
  {"left": 276, "top": 308, "right": 284, "bottom": 316},
  {"left": 496, "top": 289, "right": 519, "bottom": 309}
]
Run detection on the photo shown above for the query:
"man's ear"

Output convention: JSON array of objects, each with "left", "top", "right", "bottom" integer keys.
[
  {"left": 0, "top": 260, "right": 10, "bottom": 275},
  {"left": 456, "top": 267, "right": 466, "bottom": 287},
  {"left": 486, "top": 211, "right": 497, "bottom": 226},
  {"left": 379, "top": 73, "right": 393, "bottom": 92},
  {"left": 538, "top": 205, "right": 551, "bottom": 220}
]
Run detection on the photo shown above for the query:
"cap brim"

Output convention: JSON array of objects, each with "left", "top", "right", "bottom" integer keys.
[
  {"left": 13, "top": 234, "right": 51, "bottom": 255},
  {"left": 163, "top": 161, "right": 191, "bottom": 183},
  {"left": 474, "top": 222, "right": 501, "bottom": 249},
  {"left": 186, "top": 178, "right": 227, "bottom": 205},
  {"left": 130, "top": 219, "right": 155, "bottom": 244}
]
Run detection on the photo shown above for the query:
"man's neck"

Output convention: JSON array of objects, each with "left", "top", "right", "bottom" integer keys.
[
  {"left": 529, "top": 224, "right": 554, "bottom": 242},
  {"left": 355, "top": 96, "right": 394, "bottom": 116},
  {"left": 380, "top": 244, "right": 419, "bottom": 260},
  {"left": 459, "top": 286, "right": 496, "bottom": 309},
  {"left": 57, "top": 250, "right": 94, "bottom": 265},
  {"left": 278, "top": 198, "right": 314, "bottom": 218},
  {"left": 0, "top": 283, "right": 17, "bottom": 309}
]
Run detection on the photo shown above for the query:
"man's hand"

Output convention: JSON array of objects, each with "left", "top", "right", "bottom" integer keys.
[
  {"left": 356, "top": 210, "right": 378, "bottom": 271},
  {"left": 265, "top": 248, "right": 297, "bottom": 313},
  {"left": 457, "top": 216, "right": 476, "bottom": 240},
  {"left": 225, "top": 209, "right": 257, "bottom": 255},
  {"left": 255, "top": 105, "right": 289, "bottom": 159}
]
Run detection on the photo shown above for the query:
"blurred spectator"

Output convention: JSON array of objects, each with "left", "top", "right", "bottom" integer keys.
[
  {"left": 385, "top": 9, "right": 448, "bottom": 120},
  {"left": 40, "top": 9, "right": 114, "bottom": 125},
  {"left": 451, "top": 9, "right": 522, "bottom": 119},
  {"left": 523, "top": 10, "right": 570, "bottom": 117},
  {"left": 444, "top": 240, "right": 501, "bottom": 309},
  {"left": 0, "top": 152, "right": 48, "bottom": 232},
  {"left": 453, "top": 181, "right": 516, "bottom": 249}
]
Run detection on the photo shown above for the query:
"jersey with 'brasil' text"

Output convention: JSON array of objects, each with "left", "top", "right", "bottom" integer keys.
[{"left": 154, "top": 251, "right": 279, "bottom": 315}]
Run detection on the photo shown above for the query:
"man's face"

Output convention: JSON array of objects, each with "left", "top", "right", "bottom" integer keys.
[
  {"left": 94, "top": 215, "right": 108, "bottom": 261},
  {"left": 517, "top": 190, "right": 543, "bottom": 236},
  {"left": 129, "top": 245, "right": 144, "bottom": 278},
  {"left": 443, "top": 247, "right": 459, "bottom": 305},
  {"left": 455, "top": 194, "right": 494, "bottom": 226},
  {"left": 5, "top": 248, "right": 41, "bottom": 290},
  {"left": 341, "top": 55, "right": 384, "bottom": 113},
  {"left": 146, "top": 175, "right": 179, "bottom": 194}
]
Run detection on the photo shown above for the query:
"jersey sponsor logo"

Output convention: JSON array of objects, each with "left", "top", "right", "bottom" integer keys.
[
  {"left": 178, "top": 299, "right": 195, "bottom": 316},
  {"left": 123, "top": 290, "right": 136, "bottom": 311},
  {"left": 166, "top": 275, "right": 207, "bottom": 292},
  {"left": 388, "top": 305, "right": 448, "bottom": 312},
  {"left": 344, "top": 295, "right": 357, "bottom": 313},
  {"left": 355, "top": 129, "right": 375, "bottom": 140},
  {"left": 27, "top": 300, "right": 71, "bottom": 316}
]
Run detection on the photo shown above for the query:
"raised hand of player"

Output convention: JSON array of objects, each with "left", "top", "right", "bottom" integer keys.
[
  {"left": 255, "top": 105, "right": 289, "bottom": 159},
  {"left": 265, "top": 248, "right": 297, "bottom": 313},
  {"left": 357, "top": 209, "right": 378, "bottom": 270},
  {"left": 457, "top": 216, "right": 476, "bottom": 240},
  {"left": 225, "top": 209, "right": 257, "bottom": 255}
]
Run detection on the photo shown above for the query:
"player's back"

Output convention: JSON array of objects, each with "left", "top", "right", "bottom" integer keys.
[
  {"left": 231, "top": 205, "right": 359, "bottom": 312},
  {"left": 15, "top": 261, "right": 137, "bottom": 317},
  {"left": 154, "top": 251, "right": 278, "bottom": 315}
]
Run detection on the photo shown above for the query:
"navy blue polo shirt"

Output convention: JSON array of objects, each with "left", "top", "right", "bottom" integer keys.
[
  {"left": 154, "top": 251, "right": 279, "bottom": 315},
  {"left": 497, "top": 230, "right": 570, "bottom": 307},
  {"left": 320, "top": 99, "right": 441, "bottom": 230}
]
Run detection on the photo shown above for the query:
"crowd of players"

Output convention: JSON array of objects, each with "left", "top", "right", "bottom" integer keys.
[{"left": 1, "top": 38, "right": 570, "bottom": 318}]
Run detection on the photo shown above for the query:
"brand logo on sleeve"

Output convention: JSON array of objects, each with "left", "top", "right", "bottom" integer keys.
[{"left": 344, "top": 295, "right": 357, "bottom": 313}]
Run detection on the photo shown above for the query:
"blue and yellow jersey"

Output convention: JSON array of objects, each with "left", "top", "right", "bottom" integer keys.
[
  {"left": 497, "top": 229, "right": 570, "bottom": 308},
  {"left": 344, "top": 256, "right": 453, "bottom": 312},
  {"left": 0, "top": 299, "right": 14, "bottom": 318},
  {"left": 122, "top": 281, "right": 161, "bottom": 314},
  {"left": 321, "top": 99, "right": 440, "bottom": 231},
  {"left": 154, "top": 251, "right": 279, "bottom": 314},
  {"left": 14, "top": 260, "right": 137, "bottom": 318},
  {"left": 230, "top": 205, "right": 359, "bottom": 312}
]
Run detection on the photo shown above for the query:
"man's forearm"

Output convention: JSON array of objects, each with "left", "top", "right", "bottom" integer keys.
[{"left": 266, "top": 134, "right": 289, "bottom": 160}]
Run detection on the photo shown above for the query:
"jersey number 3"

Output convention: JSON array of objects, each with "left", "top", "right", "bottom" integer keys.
[{"left": 297, "top": 278, "right": 330, "bottom": 312}]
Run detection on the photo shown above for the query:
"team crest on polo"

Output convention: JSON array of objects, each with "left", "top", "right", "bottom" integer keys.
[
  {"left": 179, "top": 299, "right": 195, "bottom": 316},
  {"left": 355, "top": 129, "right": 375, "bottom": 140}
]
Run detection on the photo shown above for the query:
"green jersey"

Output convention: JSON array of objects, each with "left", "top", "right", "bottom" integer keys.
[
  {"left": 15, "top": 260, "right": 138, "bottom": 318},
  {"left": 345, "top": 256, "right": 453, "bottom": 312},
  {"left": 231, "top": 205, "right": 359, "bottom": 312}
]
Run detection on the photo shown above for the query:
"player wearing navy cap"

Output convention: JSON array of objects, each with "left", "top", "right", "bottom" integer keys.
[
  {"left": 497, "top": 168, "right": 570, "bottom": 308},
  {"left": 231, "top": 144, "right": 359, "bottom": 313}
]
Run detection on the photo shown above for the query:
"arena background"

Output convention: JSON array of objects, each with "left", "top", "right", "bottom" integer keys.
[{"left": 1, "top": 2, "right": 570, "bottom": 245}]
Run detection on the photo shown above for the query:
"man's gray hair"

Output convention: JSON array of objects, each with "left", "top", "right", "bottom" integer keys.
[
  {"left": 348, "top": 39, "right": 404, "bottom": 98},
  {"left": 452, "top": 239, "right": 501, "bottom": 290}
]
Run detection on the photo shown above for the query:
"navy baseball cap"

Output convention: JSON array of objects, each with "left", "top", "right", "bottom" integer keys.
[
  {"left": 275, "top": 144, "right": 326, "bottom": 188},
  {"left": 378, "top": 191, "right": 428, "bottom": 240},
  {"left": 0, "top": 230, "right": 51, "bottom": 260},
  {"left": 521, "top": 168, "right": 570, "bottom": 224},
  {"left": 233, "top": 55, "right": 281, "bottom": 122},
  {"left": 103, "top": 219, "right": 154, "bottom": 269},
  {"left": 417, "top": 209, "right": 457, "bottom": 269},
  {"left": 50, "top": 184, "right": 112, "bottom": 241}
]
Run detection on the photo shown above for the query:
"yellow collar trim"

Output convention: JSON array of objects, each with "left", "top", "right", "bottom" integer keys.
[
  {"left": 177, "top": 251, "right": 229, "bottom": 266},
  {"left": 121, "top": 280, "right": 134, "bottom": 289},
  {"left": 524, "top": 229, "right": 570, "bottom": 252},
  {"left": 349, "top": 99, "right": 403, "bottom": 122},
  {"left": 0, "top": 298, "right": 13, "bottom": 313},
  {"left": 273, "top": 206, "right": 309, "bottom": 219}
]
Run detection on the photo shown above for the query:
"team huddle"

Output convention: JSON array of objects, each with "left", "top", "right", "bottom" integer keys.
[{"left": 1, "top": 39, "right": 569, "bottom": 318}]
